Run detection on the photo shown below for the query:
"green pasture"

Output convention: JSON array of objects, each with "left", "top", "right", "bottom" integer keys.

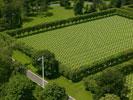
[{"left": 19, "top": 15, "right": 133, "bottom": 69}]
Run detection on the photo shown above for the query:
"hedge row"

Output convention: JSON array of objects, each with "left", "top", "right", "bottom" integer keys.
[
  {"left": 6, "top": 8, "right": 117, "bottom": 38},
  {"left": 60, "top": 49, "right": 133, "bottom": 82},
  {"left": 14, "top": 43, "right": 133, "bottom": 82},
  {"left": 116, "top": 8, "right": 133, "bottom": 19}
]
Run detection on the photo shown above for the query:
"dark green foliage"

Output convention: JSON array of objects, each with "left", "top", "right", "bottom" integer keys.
[
  {"left": 89, "top": 4, "right": 97, "bottom": 13},
  {"left": 0, "top": 74, "right": 35, "bottom": 100},
  {"left": 111, "top": 0, "right": 125, "bottom": 8},
  {"left": 84, "top": 69, "right": 127, "bottom": 100},
  {"left": 2, "top": 1, "right": 22, "bottom": 29},
  {"left": 124, "top": 0, "right": 133, "bottom": 5},
  {"left": 38, "top": 83, "right": 68, "bottom": 100},
  {"left": 60, "top": 0, "right": 71, "bottom": 8},
  {"left": 74, "top": 0, "right": 84, "bottom": 15},
  {"left": 0, "top": 48, "right": 13, "bottom": 85},
  {"left": 0, "top": 33, "right": 14, "bottom": 85},
  {"left": 33, "top": 50, "right": 59, "bottom": 78}
]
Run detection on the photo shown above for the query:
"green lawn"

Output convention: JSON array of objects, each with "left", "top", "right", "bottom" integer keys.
[
  {"left": 23, "top": 6, "right": 74, "bottom": 28},
  {"left": 126, "top": 74, "right": 133, "bottom": 100},
  {"left": 12, "top": 50, "right": 93, "bottom": 100},
  {"left": 12, "top": 50, "right": 31, "bottom": 65},
  {"left": 19, "top": 15, "right": 133, "bottom": 69},
  {"left": 49, "top": 76, "right": 93, "bottom": 100}
]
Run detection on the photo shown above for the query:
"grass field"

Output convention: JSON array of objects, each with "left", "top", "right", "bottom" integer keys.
[
  {"left": 126, "top": 74, "right": 133, "bottom": 100},
  {"left": 23, "top": 6, "right": 74, "bottom": 28},
  {"left": 19, "top": 15, "right": 133, "bottom": 69}
]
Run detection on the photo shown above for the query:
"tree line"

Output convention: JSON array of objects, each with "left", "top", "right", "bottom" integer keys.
[{"left": 0, "top": 0, "right": 132, "bottom": 30}]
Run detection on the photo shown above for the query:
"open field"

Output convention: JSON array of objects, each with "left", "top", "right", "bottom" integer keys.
[{"left": 19, "top": 15, "right": 133, "bottom": 69}]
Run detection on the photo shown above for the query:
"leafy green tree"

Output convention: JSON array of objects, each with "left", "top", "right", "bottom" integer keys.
[
  {"left": 33, "top": 50, "right": 59, "bottom": 78},
  {"left": 60, "top": 0, "right": 71, "bottom": 8},
  {"left": 38, "top": 0, "right": 49, "bottom": 12},
  {"left": 38, "top": 83, "right": 68, "bottom": 100},
  {"left": 0, "top": 48, "right": 13, "bottom": 85},
  {"left": 74, "top": 0, "right": 84, "bottom": 15},
  {"left": 0, "top": 33, "right": 14, "bottom": 85},
  {"left": 125, "top": 0, "right": 133, "bottom": 4},
  {"left": 89, "top": 4, "right": 97, "bottom": 13},
  {"left": 111, "top": 0, "right": 125, "bottom": 8},
  {"left": 100, "top": 94, "right": 120, "bottom": 100},
  {"left": 84, "top": 69, "right": 126, "bottom": 100},
  {"left": 23, "top": 0, "right": 32, "bottom": 16},
  {"left": 1, "top": 74, "right": 35, "bottom": 100},
  {"left": 2, "top": 1, "right": 22, "bottom": 29}
]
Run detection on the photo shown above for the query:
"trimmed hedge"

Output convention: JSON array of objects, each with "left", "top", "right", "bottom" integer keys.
[
  {"left": 6, "top": 8, "right": 117, "bottom": 38},
  {"left": 6, "top": 8, "right": 133, "bottom": 38},
  {"left": 60, "top": 49, "right": 133, "bottom": 82},
  {"left": 14, "top": 43, "right": 133, "bottom": 82},
  {"left": 116, "top": 8, "right": 133, "bottom": 19}
]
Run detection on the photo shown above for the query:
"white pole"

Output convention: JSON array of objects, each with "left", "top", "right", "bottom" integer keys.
[{"left": 42, "top": 56, "right": 44, "bottom": 88}]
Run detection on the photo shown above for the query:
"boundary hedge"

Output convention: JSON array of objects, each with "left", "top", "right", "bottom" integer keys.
[
  {"left": 6, "top": 8, "right": 133, "bottom": 38},
  {"left": 6, "top": 8, "right": 117, "bottom": 38},
  {"left": 60, "top": 49, "right": 133, "bottom": 82}
]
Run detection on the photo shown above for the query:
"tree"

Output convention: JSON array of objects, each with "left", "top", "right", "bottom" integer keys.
[
  {"left": 2, "top": 0, "right": 22, "bottom": 29},
  {"left": 38, "top": 0, "right": 49, "bottom": 12},
  {"left": 111, "top": 0, "right": 125, "bottom": 8},
  {"left": 74, "top": 0, "right": 84, "bottom": 15},
  {"left": 38, "top": 83, "right": 68, "bottom": 100},
  {"left": 0, "top": 33, "right": 14, "bottom": 85},
  {"left": 60, "top": 0, "right": 71, "bottom": 8},
  {"left": 97, "top": 69, "right": 124, "bottom": 96},
  {"left": 1, "top": 74, "right": 35, "bottom": 100},
  {"left": 0, "top": 48, "right": 13, "bottom": 85},
  {"left": 125, "top": 0, "right": 133, "bottom": 4},
  {"left": 84, "top": 4, "right": 89, "bottom": 14},
  {"left": 89, "top": 4, "right": 97, "bottom": 13},
  {"left": 23, "top": 0, "right": 32, "bottom": 16},
  {"left": 33, "top": 50, "right": 59, "bottom": 78},
  {"left": 100, "top": 94, "right": 120, "bottom": 100},
  {"left": 84, "top": 69, "right": 126, "bottom": 100}
]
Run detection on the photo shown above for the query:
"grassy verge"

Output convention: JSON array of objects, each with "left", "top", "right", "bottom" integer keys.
[{"left": 12, "top": 50, "right": 93, "bottom": 100}]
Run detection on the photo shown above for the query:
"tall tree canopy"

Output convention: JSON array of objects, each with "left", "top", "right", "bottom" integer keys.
[
  {"left": 1, "top": 74, "right": 35, "bottom": 100},
  {"left": 33, "top": 50, "right": 59, "bottom": 78},
  {"left": 74, "top": 0, "right": 84, "bottom": 15},
  {"left": 38, "top": 83, "right": 68, "bottom": 100},
  {"left": 2, "top": 0, "right": 22, "bottom": 29}
]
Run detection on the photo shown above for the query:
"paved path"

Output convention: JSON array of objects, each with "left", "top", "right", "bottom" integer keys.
[
  {"left": 26, "top": 70, "right": 75, "bottom": 100},
  {"left": 26, "top": 70, "right": 48, "bottom": 88}
]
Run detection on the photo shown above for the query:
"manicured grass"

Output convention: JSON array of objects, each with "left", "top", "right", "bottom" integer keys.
[
  {"left": 19, "top": 15, "right": 133, "bottom": 69},
  {"left": 12, "top": 50, "right": 93, "bottom": 100},
  {"left": 12, "top": 50, "right": 31, "bottom": 65},
  {"left": 49, "top": 76, "right": 93, "bottom": 100},
  {"left": 23, "top": 6, "right": 74, "bottom": 28},
  {"left": 126, "top": 74, "right": 133, "bottom": 100}
]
